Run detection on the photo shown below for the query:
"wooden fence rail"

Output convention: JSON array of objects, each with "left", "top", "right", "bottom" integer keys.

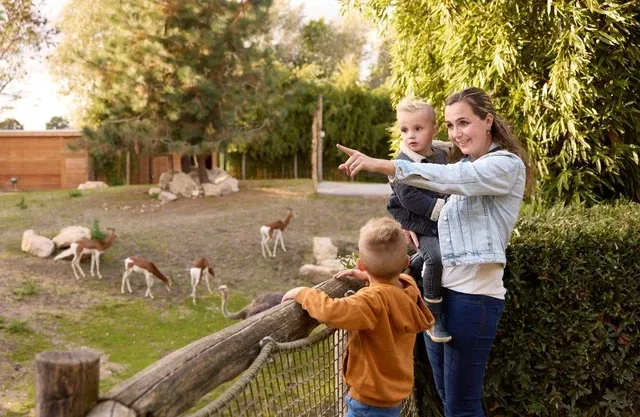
[{"left": 35, "top": 277, "right": 363, "bottom": 417}]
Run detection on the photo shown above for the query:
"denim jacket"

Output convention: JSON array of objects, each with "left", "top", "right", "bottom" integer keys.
[{"left": 390, "top": 144, "right": 526, "bottom": 267}]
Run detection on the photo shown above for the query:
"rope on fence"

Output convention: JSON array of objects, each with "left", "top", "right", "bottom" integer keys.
[{"left": 186, "top": 326, "right": 419, "bottom": 417}]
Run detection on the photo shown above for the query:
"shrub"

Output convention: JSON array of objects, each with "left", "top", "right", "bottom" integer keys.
[
  {"left": 68, "top": 190, "right": 83, "bottom": 198},
  {"left": 483, "top": 202, "right": 640, "bottom": 416},
  {"left": 16, "top": 197, "right": 27, "bottom": 210},
  {"left": 90, "top": 219, "right": 108, "bottom": 241}
]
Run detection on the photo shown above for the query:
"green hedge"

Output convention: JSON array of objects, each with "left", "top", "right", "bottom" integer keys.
[{"left": 482, "top": 202, "right": 640, "bottom": 416}]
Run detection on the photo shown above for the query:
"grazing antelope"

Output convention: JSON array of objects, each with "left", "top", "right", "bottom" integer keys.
[
  {"left": 217, "top": 285, "right": 284, "bottom": 320},
  {"left": 260, "top": 208, "right": 294, "bottom": 258},
  {"left": 190, "top": 257, "right": 215, "bottom": 305},
  {"left": 65, "top": 228, "right": 117, "bottom": 280},
  {"left": 121, "top": 257, "right": 172, "bottom": 299}
]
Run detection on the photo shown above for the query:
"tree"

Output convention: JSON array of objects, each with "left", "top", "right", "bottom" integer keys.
[
  {"left": 46, "top": 116, "right": 71, "bottom": 130},
  {"left": 0, "top": 0, "right": 53, "bottom": 107},
  {"left": 52, "top": 0, "right": 277, "bottom": 183},
  {"left": 0, "top": 118, "right": 24, "bottom": 130},
  {"left": 352, "top": 0, "right": 640, "bottom": 204}
]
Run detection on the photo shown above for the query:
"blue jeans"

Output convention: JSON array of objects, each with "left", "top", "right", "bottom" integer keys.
[
  {"left": 425, "top": 288, "right": 505, "bottom": 417},
  {"left": 345, "top": 394, "right": 402, "bottom": 417},
  {"left": 417, "top": 234, "right": 443, "bottom": 299}
]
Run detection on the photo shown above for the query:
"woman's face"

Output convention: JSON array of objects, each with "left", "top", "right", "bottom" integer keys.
[{"left": 444, "top": 101, "right": 493, "bottom": 161}]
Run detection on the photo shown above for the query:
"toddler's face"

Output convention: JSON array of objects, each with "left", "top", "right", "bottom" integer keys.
[{"left": 398, "top": 109, "right": 437, "bottom": 156}]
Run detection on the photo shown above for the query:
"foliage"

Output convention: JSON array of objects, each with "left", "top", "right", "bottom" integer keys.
[
  {"left": 15, "top": 197, "right": 27, "bottom": 210},
  {"left": 0, "top": 118, "right": 24, "bottom": 129},
  {"left": 90, "top": 219, "right": 108, "bottom": 241},
  {"left": 52, "top": 0, "right": 279, "bottom": 183},
  {"left": 45, "top": 116, "right": 71, "bottom": 130},
  {"left": 239, "top": 74, "right": 395, "bottom": 175},
  {"left": 338, "top": 252, "right": 359, "bottom": 269},
  {"left": 68, "top": 190, "right": 83, "bottom": 198},
  {"left": 0, "top": 0, "right": 53, "bottom": 106},
  {"left": 12, "top": 276, "right": 39, "bottom": 300},
  {"left": 350, "top": 0, "right": 640, "bottom": 205},
  {"left": 6, "top": 320, "right": 29, "bottom": 334}
]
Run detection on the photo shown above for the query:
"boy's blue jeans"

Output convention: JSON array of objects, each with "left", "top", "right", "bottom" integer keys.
[
  {"left": 425, "top": 288, "right": 505, "bottom": 417},
  {"left": 345, "top": 394, "right": 402, "bottom": 417}
]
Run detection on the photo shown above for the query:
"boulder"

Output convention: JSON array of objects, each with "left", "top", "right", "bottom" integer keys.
[
  {"left": 299, "top": 264, "right": 334, "bottom": 285},
  {"left": 207, "top": 167, "right": 231, "bottom": 184},
  {"left": 21, "top": 230, "right": 55, "bottom": 258},
  {"left": 202, "top": 183, "right": 222, "bottom": 197},
  {"left": 318, "top": 258, "right": 344, "bottom": 274},
  {"left": 77, "top": 181, "right": 108, "bottom": 190},
  {"left": 148, "top": 187, "right": 162, "bottom": 196},
  {"left": 169, "top": 172, "right": 199, "bottom": 198},
  {"left": 313, "top": 237, "right": 338, "bottom": 264},
  {"left": 219, "top": 177, "right": 239, "bottom": 193},
  {"left": 158, "top": 171, "right": 174, "bottom": 190},
  {"left": 52, "top": 226, "right": 91, "bottom": 249},
  {"left": 158, "top": 191, "right": 178, "bottom": 203}
]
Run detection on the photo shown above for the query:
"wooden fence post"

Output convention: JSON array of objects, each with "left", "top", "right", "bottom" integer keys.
[{"left": 36, "top": 350, "right": 100, "bottom": 417}]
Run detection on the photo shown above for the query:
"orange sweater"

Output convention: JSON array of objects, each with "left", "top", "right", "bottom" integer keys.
[{"left": 295, "top": 274, "right": 434, "bottom": 407}]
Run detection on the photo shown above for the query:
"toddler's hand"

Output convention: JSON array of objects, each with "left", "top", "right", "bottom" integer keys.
[{"left": 282, "top": 287, "right": 306, "bottom": 303}]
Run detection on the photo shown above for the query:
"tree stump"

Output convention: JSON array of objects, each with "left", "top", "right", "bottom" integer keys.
[{"left": 36, "top": 350, "right": 100, "bottom": 417}]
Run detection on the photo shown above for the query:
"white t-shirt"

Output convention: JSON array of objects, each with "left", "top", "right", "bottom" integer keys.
[{"left": 442, "top": 263, "right": 506, "bottom": 300}]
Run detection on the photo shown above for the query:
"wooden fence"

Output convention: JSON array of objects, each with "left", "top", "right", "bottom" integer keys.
[{"left": 35, "top": 278, "right": 363, "bottom": 417}]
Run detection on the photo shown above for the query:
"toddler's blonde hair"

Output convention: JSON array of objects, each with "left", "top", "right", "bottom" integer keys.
[{"left": 396, "top": 96, "right": 436, "bottom": 125}]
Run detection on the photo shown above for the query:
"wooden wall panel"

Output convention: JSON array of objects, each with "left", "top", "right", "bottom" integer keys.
[{"left": 0, "top": 131, "right": 87, "bottom": 191}]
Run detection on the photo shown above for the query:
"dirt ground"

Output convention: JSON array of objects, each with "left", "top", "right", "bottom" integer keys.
[{"left": 0, "top": 180, "right": 389, "bottom": 414}]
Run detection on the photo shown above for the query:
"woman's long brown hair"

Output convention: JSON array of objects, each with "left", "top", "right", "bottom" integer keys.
[{"left": 446, "top": 87, "right": 535, "bottom": 196}]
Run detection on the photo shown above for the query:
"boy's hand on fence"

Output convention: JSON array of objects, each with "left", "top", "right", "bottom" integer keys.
[
  {"left": 333, "top": 269, "right": 369, "bottom": 284},
  {"left": 282, "top": 287, "right": 306, "bottom": 303}
]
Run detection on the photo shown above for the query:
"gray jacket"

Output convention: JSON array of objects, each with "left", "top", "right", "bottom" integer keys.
[{"left": 391, "top": 144, "right": 526, "bottom": 267}]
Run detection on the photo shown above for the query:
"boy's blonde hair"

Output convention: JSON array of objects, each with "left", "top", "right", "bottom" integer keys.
[
  {"left": 396, "top": 96, "right": 436, "bottom": 125},
  {"left": 358, "top": 218, "right": 408, "bottom": 280}
]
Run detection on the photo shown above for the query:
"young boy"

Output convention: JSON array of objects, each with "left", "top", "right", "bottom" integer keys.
[
  {"left": 282, "top": 218, "right": 434, "bottom": 417},
  {"left": 387, "top": 97, "right": 451, "bottom": 343}
]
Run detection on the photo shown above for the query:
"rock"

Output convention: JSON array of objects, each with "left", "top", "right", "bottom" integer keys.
[
  {"left": 77, "top": 181, "right": 108, "bottom": 190},
  {"left": 158, "top": 171, "right": 174, "bottom": 190},
  {"left": 318, "top": 258, "right": 344, "bottom": 274},
  {"left": 148, "top": 187, "right": 162, "bottom": 196},
  {"left": 191, "top": 188, "right": 203, "bottom": 198},
  {"left": 158, "top": 191, "right": 178, "bottom": 203},
  {"left": 299, "top": 264, "right": 334, "bottom": 285},
  {"left": 52, "top": 226, "right": 91, "bottom": 249},
  {"left": 219, "top": 177, "right": 239, "bottom": 193},
  {"left": 202, "top": 183, "right": 222, "bottom": 197},
  {"left": 207, "top": 167, "right": 231, "bottom": 184},
  {"left": 21, "top": 230, "right": 55, "bottom": 258},
  {"left": 169, "top": 172, "right": 199, "bottom": 198},
  {"left": 313, "top": 237, "right": 338, "bottom": 264},
  {"left": 188, "top": 171, "right": 201, "bottom": 185}
]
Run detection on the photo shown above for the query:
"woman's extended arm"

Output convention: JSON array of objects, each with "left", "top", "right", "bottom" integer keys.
[{"left": 337, "top": 144, "right": 523, "bottom": 197}]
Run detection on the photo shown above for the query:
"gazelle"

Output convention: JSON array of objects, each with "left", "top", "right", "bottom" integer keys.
[
  {"left": 66, "top": 228, "right": 118, "bottom": 280},
  {"left": 190, "top": 257, "right": 215, "bottom": 305},
  {"left": 121, "top": 257, "right": 172, "bottom": 299},
  {"left": 260, "top": 208, "right": 294, "bottom": 258}
]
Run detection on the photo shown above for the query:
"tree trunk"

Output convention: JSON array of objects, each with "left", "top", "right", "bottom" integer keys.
[
  {"left": 196, "top": 154, "right": 210, "bottom": 184},
  {"left": 180, "top": 155, "right": 191, "bottom": 173}
]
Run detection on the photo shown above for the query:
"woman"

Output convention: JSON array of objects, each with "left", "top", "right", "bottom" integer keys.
[{"left": 337, "top": 87, "right": 534, "bottom": 417}]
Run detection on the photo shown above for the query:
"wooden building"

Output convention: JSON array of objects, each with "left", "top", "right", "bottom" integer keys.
[{"left": 0, "top": 131, "right": 88, "bottom": 191}]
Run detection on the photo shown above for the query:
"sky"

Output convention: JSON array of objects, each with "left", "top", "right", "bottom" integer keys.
[{"left": 0, "top": 0, "right": 343, "bottom": 130}]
